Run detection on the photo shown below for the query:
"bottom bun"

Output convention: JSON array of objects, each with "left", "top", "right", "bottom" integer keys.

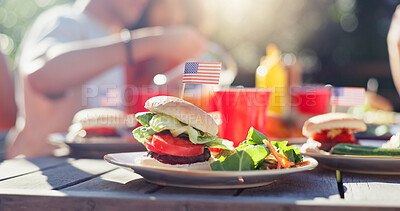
[{"left": 135, "top": 155, "right": 213, "bottom": 171}]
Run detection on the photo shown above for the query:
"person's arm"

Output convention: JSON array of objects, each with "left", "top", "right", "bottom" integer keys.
[
  {"left": 26, "top": 26, "right": 207, "bottom": 96},
  {"left": 388, "top": 5, "right": 400, "bottom": 96},
  {"left": 0, "top": 52, "right": 17, "bottom": 129}
]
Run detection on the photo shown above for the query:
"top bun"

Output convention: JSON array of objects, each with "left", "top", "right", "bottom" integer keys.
[
  {"left": 145, "top": 96, "right": 218, "bottom": 136},
  {"left": 302, "top": 112, "right": 366, "bottom": 137},
  {"left": 72, "top": 108, "right": 127, "bottom": 128}
]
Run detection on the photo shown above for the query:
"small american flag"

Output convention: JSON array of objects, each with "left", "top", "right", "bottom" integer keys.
[
  {"left": 331, "top": 87, "right": 365, "bottom": 107},
  {"left": 183, "top": 62, "right": 221, "bottom": 85}
]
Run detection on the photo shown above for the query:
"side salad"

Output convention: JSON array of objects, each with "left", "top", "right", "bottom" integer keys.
[{"left": 211, "top": 127, "right": 309, "bottom": 171}]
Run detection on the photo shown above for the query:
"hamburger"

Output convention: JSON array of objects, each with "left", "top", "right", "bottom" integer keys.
[
  {"left": 67, "top": 108, "right": 136, "bottom": 143},
  {"left": 132, "top": 96, "right": 232, "bottom": 170},
  {"left": 301, "top": 112, "right": 366, "bottom": 153}
]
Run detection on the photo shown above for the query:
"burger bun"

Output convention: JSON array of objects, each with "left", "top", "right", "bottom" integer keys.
[
  {"left": 145, "top": 96, "right": 218, "bottom": 136},
  {"left": 302, "top": 112, "right": 366, "bottom": 137},
  {"left": 72, "top": 108, "right": 129, "bottom": 129},
  {"left": 135, "top": 155, "right": 213, "bottom": 171}
]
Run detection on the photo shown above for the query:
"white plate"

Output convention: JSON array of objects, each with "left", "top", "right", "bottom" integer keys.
[
  {"left": 48, "top": 133, "right": 146, "bottom": 157},
  {"left": 104, "top": 152, "right": 318, "bottom": 189},
  {"left": 303, "top": 140, "right": 400, "bottom": 175}
]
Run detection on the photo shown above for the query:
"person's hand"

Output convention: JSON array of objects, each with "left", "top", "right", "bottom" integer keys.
[
  {"left": 388, "top": 5, "right": 400, "bottom": 96},
  {"left": 156, "top": 26, "right": 208, "bottom": 62},
  {"left": 132, "top": 26, "right": 208, "bottom": 64}
]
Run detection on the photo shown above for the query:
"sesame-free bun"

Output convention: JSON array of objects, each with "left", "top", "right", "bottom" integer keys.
[
  {"left": 145, "top": 96, "right": 218, "bottom": 136},
  {"left": 302, "top": 113, "right": 366, "bottom": 137},
  {"left": 136, "top": 155, "right": 212, "bottom": 171},
  {"left": 72, "top": 108, "right": 127, "bottom": 129}
]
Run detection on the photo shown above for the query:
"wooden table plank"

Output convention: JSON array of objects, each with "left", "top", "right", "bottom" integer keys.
[
  {"left": 343, "top": 172, "right": 400, "bottom": 202},
  {"left": 239, "top": 167, "right": 341, "bottom": 200},
  {"left": 0, "top": 159, "right": 116, "bottom": 190},
  {"left": 1, "top": 189, "right": 400, "bottom": 211},
  {"left": 155, "top": 186, "right": 237, "bottom": 196},
  {"left": 63, "top": 168, "right": 159, "bottom": 193},
  {"left": 1, "top": 157, "right": 400, "bottom": 210},
  {"left": 0, "top": 157, "right": 70, "bottom": 181}
]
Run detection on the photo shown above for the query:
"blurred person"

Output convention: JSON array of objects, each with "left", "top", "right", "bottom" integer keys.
[
  {"left": 0, "top": 51, "right": 17, "bottom": 130},
  {"left": 132, "top": 0, "right": 215, "bottom": 86},
  {"left": 388, "top": 5, "right": 400, "bottom": 97},
  {"left": 6, "top": 0, "right": 208, "bottom": 158}
]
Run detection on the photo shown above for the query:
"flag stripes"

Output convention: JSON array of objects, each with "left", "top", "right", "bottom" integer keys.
[{"left": 183, "top": 62, "right": 221, "bottom": 85}]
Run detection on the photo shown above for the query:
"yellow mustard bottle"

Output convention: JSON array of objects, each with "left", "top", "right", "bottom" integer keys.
[{"left": 256, "top": 44, "right": 287, "bottom": 115}]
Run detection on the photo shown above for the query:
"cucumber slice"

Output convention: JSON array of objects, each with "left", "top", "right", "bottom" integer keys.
[{"left": 331, "top": 143, "right": 400, "bottom": 157}]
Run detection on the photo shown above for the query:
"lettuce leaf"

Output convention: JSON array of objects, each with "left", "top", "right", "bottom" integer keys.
[
  {"left": 148, "top": 113, "right": 220, "bottom": 144},
  {"left": 150, "top": 114, "right": 200, "bottom": 142},
  {"left": 257, "top": 159, "right": 277, "bottom": 170},
  {"left": 270, "top": 140, "right": 302, "bottom": 163},
  {"left": 135, "top": 112, "right": 155, "bottom": 127},
  {"left": 271, "top": 141, "right": 288, "bottom": 154},
  {"left": 282, "top": 146, "right": 303, "bottom": 163},
  {"left": 211, "top": 127, "right": 303, "bottom": 171},
  {"left": 246, "top": 127, "right": 268, "bottom": 145},
  {"left": 211, "top": 145, "right": 269, "bottom": 171},
  {"left": 204, "top": 138, "right": 234, "bottom": 150},
  {"left": 132, "top": 126, "right": 156, "bottom": 144},
  {"left": 134, "top": 113, "right": 223, "bottom": 146}
]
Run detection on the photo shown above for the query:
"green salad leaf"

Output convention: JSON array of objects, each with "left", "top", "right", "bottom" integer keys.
[
  {"left": 135, "top": 112, "right": 155, "bottom": 127},
  {"left": 246, "top": 127, "right": 268, "bottom": 145},
  {"left": 271, "top": 141, "right": 288, "bottom": 154},
  {"left": 204, "top": 138, "right": 234, "bottom": 150},
  {"left": 132, "top": 126, "right": 156, "bottom": 144},
  {"left": 282, "top": 146, "right": 303, "bottom": 163},
  {"left": 211, "top": 127, "right": 303, "bottom": 171},
  {"left": 211, "top": 145, "right": 269, "bottom": 171},
  {"left": 270, "top": 141, "right": 303, "bottom": 163},
  {"left": 149, "top": 114, "right": 202, "bottom": 143},
  {"left": 133, "top": 113, "right": 232, "bottom": 148}
]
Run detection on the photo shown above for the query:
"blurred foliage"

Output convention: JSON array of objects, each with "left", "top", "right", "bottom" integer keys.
[
  {"left": 0, "top": 0, "right": 398, "bottom": 77},
  {"left": 0, "top": 0, "right": 70, "bottom": 65}
]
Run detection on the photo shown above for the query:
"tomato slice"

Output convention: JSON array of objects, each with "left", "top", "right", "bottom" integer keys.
[
  {"left": 145, "top": 138, "right": 166, "bottom": 155},
  {"left": 312, "top": 129, "right": 358, "bottom": 151},
  {"left": 311, "top": 132, "right": 328, "bottom": 143},
  {"left": 83, "top": 127, "right": 117, "bottom": 136},
  {"left": 146, "top": 132, "right": 204, "bottom": 157}
]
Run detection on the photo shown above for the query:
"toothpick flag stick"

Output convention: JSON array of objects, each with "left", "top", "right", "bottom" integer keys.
[
  {"left": 331, "top": 105, "right": 336, "bottom": 113},
  {"left": 181, "top": 62, "right": 222, "bottom": 99},
  {"left": 180, "top": 83, "right": 186, "bottom": 99}
]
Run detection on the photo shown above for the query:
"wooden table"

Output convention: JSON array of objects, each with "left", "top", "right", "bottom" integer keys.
[{"left": 0, "top": 156, "right": 400, "bottom": 210}]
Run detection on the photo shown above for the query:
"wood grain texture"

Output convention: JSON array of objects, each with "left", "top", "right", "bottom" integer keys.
[
  {"left": 239, "top": 167, "right": 341, "bottom": 200},
  {"left": 0, "top": 156, "right": 69, "bottom": 181},
  {"left": 155, "top": 186, "right": 237, "bottom": 196},
  {"left": 63, "top": 168, "right": 159, "bottom": 193},
  {"left": 1, "top": 157, "right": 400, "bottom": 210},
  {"left": 1, "top": 189, "right": 400, "bottom": 211},
  {"left": 343, "top": 171, "right": 400, "bottom": 202},
  {"left": 0, "top": 159, "right": 116, "bottom": 190}
]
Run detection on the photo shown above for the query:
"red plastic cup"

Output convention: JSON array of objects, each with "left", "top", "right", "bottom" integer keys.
[
  {"left": 291, "top": 85, "right": 331, "bottom": 115},
  {"left": 212, "top": 88, "right": 272, "bottom": 147}
]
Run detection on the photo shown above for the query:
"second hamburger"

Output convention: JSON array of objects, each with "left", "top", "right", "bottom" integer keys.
[{"left": 301, "top": 112, "right": 367, "bottom": 153}]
